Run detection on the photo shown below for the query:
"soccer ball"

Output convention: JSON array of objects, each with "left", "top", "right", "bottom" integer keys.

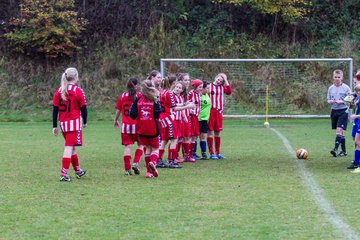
[{"left": 296, "top": 148, "right": 308, "bottom": 159}]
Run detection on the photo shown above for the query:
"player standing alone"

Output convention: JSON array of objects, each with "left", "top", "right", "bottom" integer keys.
[
  {"left": 52, "top": 67, "right": 87, "bottom": 182},
  {"left": 327, "top": 69, "right": 351, "bottom": 157},
  {"left": 208, "top": 73, "right": 232, "bottom": 159}
]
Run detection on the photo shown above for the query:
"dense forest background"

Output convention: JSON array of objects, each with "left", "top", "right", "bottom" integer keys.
[{"left": 0, "top": 0, "right": 360, "bottom": 120}]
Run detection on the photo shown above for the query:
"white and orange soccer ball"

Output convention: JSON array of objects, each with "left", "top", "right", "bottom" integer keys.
[{"left": 296, "top": 148, "right": 308, "bottom": 159}]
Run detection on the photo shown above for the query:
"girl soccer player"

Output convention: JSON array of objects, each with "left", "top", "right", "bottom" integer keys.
[
  {"left": 178, "top": 73, "right": 196, "bottom": 162},
  {"left": 162, "top": 81, "right": 195, "bottom": 167},
  {"left": 129, "top": 80, "right": 162, "bottom": 178},
  {"left": 114, "top": 77, "right": 144, "bottom": 176},
  {"left": 158, "top": 74, "right": 177, "bottom": 167},
  {"left": 52, "top": 67, "right": 87, "bottom": 182},
  {"left": 208, "top": 73, "right": 232, "bottom": 159},
  {"left": 188, "top": 79, "right": 203, "bottom": 159},
  {"left": 198, "top": 80, "right": 211, "bottom": 160}
]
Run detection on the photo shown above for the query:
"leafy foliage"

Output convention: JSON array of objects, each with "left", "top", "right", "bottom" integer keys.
[
  {"left": 212, "top": 0, "right": 310, "bottom": 23},
  {"left": 4, "top": 0, "right": 87, "bottom": 58}
]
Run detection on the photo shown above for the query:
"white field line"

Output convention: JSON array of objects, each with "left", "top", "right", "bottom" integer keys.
[{"left": 271, "top": 127, "right": 360, "bottom": 240}]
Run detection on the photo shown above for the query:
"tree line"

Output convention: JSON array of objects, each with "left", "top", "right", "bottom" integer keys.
[{"left": 0, "top": 0, "right": 359, "bottom": 59}]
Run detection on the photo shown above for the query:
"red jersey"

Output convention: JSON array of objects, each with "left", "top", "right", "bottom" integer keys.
[
  {"left": 131, "top": 96, "right": 161, "bottom": 138},
  {"left": 53, "top": 84, "right": 86, "bottom": 132},
  {"left": 171, "top": 93, "right": 184, "bottom": 121},
  {"left": 209, "top": 83, "right": 232, "bottom": 112},
  {"left": 115, "top": 92, "right": 139, "bottom": 134},
  {"left": 188, "top": 90, "right": 201, "bottom": 116}
]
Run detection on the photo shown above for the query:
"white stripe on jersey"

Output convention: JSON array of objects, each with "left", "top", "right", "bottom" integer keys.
[{"left": 210, "top": 84, "right": 224, "bottom": 111}]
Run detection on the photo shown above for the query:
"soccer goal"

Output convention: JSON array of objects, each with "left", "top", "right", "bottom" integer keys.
[{"left": 160, "top": 58, "right": 353, "bottom": 119}]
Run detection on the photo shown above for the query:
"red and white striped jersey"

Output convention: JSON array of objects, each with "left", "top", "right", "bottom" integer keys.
[
  {"left": 53, "top": 84, "right": 86, "bottom": 132},
  {"left": 115, "top": 92, "right": 140, "bottom": 134},
  {"left": 171, "top": 93, "right": 184, "bottom": 121},
  {"left": 188, "top": 90, "right": 201, "bottom": 116},
  {"left": 209, "top": 83, "right": 232, "bottom": 112}
]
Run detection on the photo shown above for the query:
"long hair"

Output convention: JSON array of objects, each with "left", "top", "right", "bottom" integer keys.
[
  {"left": 177, "top": 73, "right": 190, "bottom": 101},
  {"left": 162, "top": 74, "right": 177, "bottom": 90},
  {"left": 126, "top": 77, "right": 138, "bottom": 101},
  {"left": 147, "top": 70, "right": 160, "bottom": 80},
  {"left": 141, "top": 80, "right": 159, "bottom": 102},
  {"left": 61, "top": 68, "right": 78, "bottom": 101}
]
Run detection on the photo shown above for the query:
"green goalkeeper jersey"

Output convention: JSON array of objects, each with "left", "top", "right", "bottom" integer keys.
[{"left": 199, "top": 93, "right": 211, "bottom": 121}]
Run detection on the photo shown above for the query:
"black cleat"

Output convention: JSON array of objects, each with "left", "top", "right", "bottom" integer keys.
[
  {"left": 347, "top": 163, "right": 358, "bottom": 169},
  {"left": 75, "top": 169, "right": 87, "bottom": 178},
  {"left": 330, "top": 149, "right": 338, "bottom": 157}
]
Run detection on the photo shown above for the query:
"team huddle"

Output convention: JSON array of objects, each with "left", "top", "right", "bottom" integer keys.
[{"left": 52, "top": 68, "right": 232, "bottom": 181}]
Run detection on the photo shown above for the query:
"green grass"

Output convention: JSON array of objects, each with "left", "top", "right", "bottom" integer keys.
[{"left": 1, "top": 119, "right": 360, "bottom": 239}]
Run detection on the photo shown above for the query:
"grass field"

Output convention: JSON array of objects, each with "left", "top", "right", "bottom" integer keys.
[{"left": 1, "top": 119, "right": 360, "bottom": 239}]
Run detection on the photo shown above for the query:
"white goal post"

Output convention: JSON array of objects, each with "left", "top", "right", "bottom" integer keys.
[{"left": 160, "top": 58, "right": 353, "bottom": 119}]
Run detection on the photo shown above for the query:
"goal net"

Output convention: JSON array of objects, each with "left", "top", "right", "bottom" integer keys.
[{"left": 160, "top": 58, "right": 353, "bottom": 119}]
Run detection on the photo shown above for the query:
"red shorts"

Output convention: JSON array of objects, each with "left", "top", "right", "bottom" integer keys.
[
  {"left": 121, "top": 133, "right": 137, "bottom": 145},
  {"left": 160, "top": 119, "right": 180, "bottom": 140},
  {"left": 175, "top": 120, "right": 182, "bottom": 138},
  {"left": 62, "top": 130, "right": 82, "bottom": 146},
  {"left": 138, "top": 136, "right": 159, "bottom": 149},
  {"left": 189, "top": 115, "right": 200, "bottom": 137},
  {"left": 208, "top": 109, "right": 223, "bottom": 132},
  {"left": 182, "top": 120, "right": 191, "bottom": 137}
]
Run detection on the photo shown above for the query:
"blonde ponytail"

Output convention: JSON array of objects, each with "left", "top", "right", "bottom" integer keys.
[
  {"left": 60, "top": 72, "right": 68, "bottom": 101},
  {"left": 60, "top": 67, "right": 78, "bottom": 101}
]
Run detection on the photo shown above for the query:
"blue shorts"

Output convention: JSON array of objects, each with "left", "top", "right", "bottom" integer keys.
[{"left": 352, "top": 123, "right": 357, "bottom": 138}]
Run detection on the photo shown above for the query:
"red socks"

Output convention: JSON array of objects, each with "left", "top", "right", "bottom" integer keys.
[
  {"left": 159, "top": 149, "right": 165, "bottom": 159},
  {"left": 215, "top": 136, "right": 221, "bottom": 155},
  {"left": 124, "top": 155, "right": 131, "bottom": 171},
  {"left": 144, "top": 154, "right": 151, "bottom": 173},
  {"left": 133, "top": 149, "right": 143, "bottom": 164},
  {"left": 71, "top": 154, "right": 81, "bottom": 172},
  {"left": 207, "top": 137, "right": 214, "bottom": 154},
  {"left": 61, "top": 157, "right": 71, "bottom": 176}
]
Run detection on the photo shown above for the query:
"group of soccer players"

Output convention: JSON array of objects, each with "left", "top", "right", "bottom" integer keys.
[
  {"left": 114, "top": 70, "right": 232, "bottom": 178},
  {"left": 52, "top": 68, "right": 232, "bottom": 180}
]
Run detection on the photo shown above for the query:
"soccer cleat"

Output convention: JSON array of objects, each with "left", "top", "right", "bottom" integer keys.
[
  {"left": 176, "top": 156, "right": 184, "bottom": 163},
  {"left": 209, "top": 154, "right": 218, "bottom": 160},
  {"left": 191, "top": 153, "right": 201, "bottom": 160},
  {"left": 124, "top": 170, "right": 132, "bottom": 176},
  {"left": 156, "top": 159, "right": 169, "bottom": 168},
  {"left": 145, "top": 172, "right": 154, "bottom": 178},
  {"left": 216, "top": 154, "right": 225, "bottom": 159},
  {"left": 338, "top": 151, "right": 347, "bottom": 157},
  {"left": 347, "top": 163, "right": 358, "bottom": 169},
  {"left": 330, "top": 149, "right": 338, "bottom": 157},
  {"left": 184, "top": 156, "right": 196, "bottom": 163},
  {"left": 75, "top": 169, "right": 87, "bottom": 179},
  {"left": 59, "top": 175, "right": 72, "bottom": 182},
  {"left": 148, "top": 162, "right": 158, "bottom": 177},
  {"left": 132, "top": 163, "right": 140, "bottom": 175},
  {"left": 351, "top": 168, "right": 360, "bottom": 173},
  {"left": 168, "top": 160, "right": 182, "bottom": 168},
  {"left": 201, "top": 152, "right": 208, "bottom": 160}
]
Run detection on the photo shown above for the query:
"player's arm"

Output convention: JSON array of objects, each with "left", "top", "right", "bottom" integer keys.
[
  {"left": 114, "top": 109, "right": 121, "bottom": 127},
  {"left": 52, "top": 105, "right": 59, "bottom": 136},
  {"left": 81, "top": 105, "right": 88, "bottom": 128},
  {"left": 154, "top": 101, "right": 162, "bottom": 119},
  {"left": 129, "top": 97, "right": 140, "bottom": 120}
]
